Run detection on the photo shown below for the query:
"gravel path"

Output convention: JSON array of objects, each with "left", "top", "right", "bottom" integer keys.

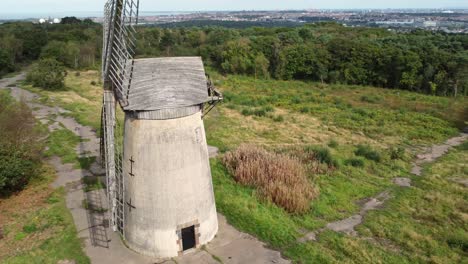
[{"left": 1, "top": 73, "right": 289, "bottom": 264}]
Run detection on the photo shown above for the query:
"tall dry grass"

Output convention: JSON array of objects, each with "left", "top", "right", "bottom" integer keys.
[{"left": 222, "top": 145, "right": 318, "bottom": 214}]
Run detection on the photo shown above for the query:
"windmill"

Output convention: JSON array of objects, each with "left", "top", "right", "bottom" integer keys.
[{"left": 101, "top": 0, "right": 222, "bottom": 258}]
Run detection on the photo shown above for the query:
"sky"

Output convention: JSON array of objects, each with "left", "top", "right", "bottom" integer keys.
[{"left": 0, "top": 0, "right": 467, "bottom": 14}]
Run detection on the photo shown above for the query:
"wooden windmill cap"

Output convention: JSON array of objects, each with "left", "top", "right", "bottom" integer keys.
[{"left": 124, "top": 57, "right": 210, "bottom": 111}]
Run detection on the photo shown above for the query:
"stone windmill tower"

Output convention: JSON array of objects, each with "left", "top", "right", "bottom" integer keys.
[{"left": 101, "top": 0, "right": 222, "bottom": 258}]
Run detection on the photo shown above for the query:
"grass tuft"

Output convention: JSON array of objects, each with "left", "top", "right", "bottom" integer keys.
[{"left": 355, "top": 144, "right": 382, "bottom": 162}]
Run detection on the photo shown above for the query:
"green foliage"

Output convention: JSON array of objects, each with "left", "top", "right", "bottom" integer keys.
[
  {"left": 344, "top": 158, "right": 365, "bottom": 168},
  {"left": 355, "top": 144, "right": 382, "bottom": 162},
  {"left": 0, "top": 91, "right": 43, "bottom": 195},
  {"left": 458, "top": 141, "right": 468, "bottom": 151},
  {"left": 27, "top": 58, "right": 67, "bottom": 90},
  {"left": 360, "top": 94, "right": 382, "bottom": 104},
  {"left": 40, "top": 41, "right": 80, "bottom": 68},
  {"left": 273, "top": 115, "right": 284, "bottom": 122},
  {"left": 328, "top": 139, "right": 339, "bottom": 148},
  {"left": 305, "top": 145, "right": 340, "bottom": 168},
  {"left": 390, "top": 147, "right": 406, "bottom": 160},
  {"left": 0, "top": 49, "right": 14, "bottom": 76}
]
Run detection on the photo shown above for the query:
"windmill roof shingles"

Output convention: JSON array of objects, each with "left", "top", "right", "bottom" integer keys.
[{"left": 124, "top": 57, "right": 209, "bottom": 111}]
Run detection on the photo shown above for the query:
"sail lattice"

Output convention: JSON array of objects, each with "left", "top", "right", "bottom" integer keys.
[{"left": 103, "top": 0, "right": 139, "bottom": 106}]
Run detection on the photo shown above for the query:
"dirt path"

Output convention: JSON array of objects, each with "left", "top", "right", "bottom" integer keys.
[
  {"left": 299, "top": 132, "right": 468, "bottom": 243},
  {"left": 1, "top": 73, "right": 289, "bottom": 264}
]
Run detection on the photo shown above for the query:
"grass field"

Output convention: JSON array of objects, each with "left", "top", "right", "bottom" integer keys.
[
  {"left": 0, "top": 164, "right": 90, "bottom": 264},
  {"left": 18, "top": 70, "right": 468, "bottom": 263},
  {"left": 0, "top": 84, "right": 91, "bottom": 263}
]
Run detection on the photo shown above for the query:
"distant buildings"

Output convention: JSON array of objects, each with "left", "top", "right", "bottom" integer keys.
[
  {"left": 38, "top": 18, "right": 61, "bottom": 24},
  {"left": 423, "top": 21, "right": 438, "bottom": 27}
]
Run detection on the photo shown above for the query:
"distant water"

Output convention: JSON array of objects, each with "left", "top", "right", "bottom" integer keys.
[{"left": 0, "top": 11, "right": 195, "bottom": 20}]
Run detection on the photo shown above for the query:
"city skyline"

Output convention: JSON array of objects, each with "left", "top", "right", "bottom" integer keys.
[{"left": 0, "top": 0, "right": 467, "bottom": 14}]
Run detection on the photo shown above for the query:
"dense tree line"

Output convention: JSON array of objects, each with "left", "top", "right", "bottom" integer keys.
[
  {"left": 1, "top": 20, "right": 467, "bottom": 96},
  {"left": 137, "top": 23, "right": 468, "bottom": 96},
  {"left": 0, "top": 18, "right": 102, "bottom": 76}
]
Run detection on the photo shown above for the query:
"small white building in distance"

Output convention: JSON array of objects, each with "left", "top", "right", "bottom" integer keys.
[
  {"left": 38, "top": 18, "right": 61, "bottom": 24},
  {"left": 424, "top": 21, "right": 438, "bottom": 27}
]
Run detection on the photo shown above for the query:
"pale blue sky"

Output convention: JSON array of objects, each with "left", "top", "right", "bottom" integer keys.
[{"left": 1, "top": 0, "right": 466, "bottom": 13}]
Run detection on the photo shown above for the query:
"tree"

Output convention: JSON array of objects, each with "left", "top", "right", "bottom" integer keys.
[
  {"left": 26, "top": 58, "right": 67, "bottom": 90},
  {"left": 254, "top": 53, "right": 270, "bottom": 79},
  {"left": 40, "top": 41, "right": 80, "bottom": 68},
  {"left": 60, "top": 16, "right": 82, "bottom": 24},
  {"left": 0, "top": 49, "right": 14, "bottom": 76},
  {"left": 0, "top": 91, "right": 43, "bottom": 195},
  {"left": 221, "top": 39, "right": 254, "bottom": 74}
]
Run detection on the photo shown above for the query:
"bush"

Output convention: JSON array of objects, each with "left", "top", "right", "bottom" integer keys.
[
  {"left": 328, "top": 139, "right": 339, "bottom": 148},
  {"left": 223, "top": 145, "right": 318, "bottom": 214},
  {"left": 344, "top": 158, "right": 365, "bottom": 168},
  {"left": 390, "top": 147, "right": 406, "bottom": 160},
  {"left": 26, "top": 58, "right": 67, "bottom": 90},
  {"left": 360, "top": 95, "right": 382, "bottom": 104},
  {"left": 273, "top": 115, "right": 284, "bottom": 122},
  {"left": 458, "top": 141, "right": 468, "bottom": 151},
  {"left": 355, "top": 144, "right": 381, "bottom": 162},
  {"left": 300, "top": 106, "right": 310, "bottom": 113},
  {"left": 0, "top": 91, "right": 43, "bottom": 195},
  {"left": 304, "top": 145, "right": 340, "bottom": 168}
]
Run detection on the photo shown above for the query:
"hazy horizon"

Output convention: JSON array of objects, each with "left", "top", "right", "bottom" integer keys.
[
  {"left": 1, "top": 7, "right": 468, "bottom": 20},
  {"left": 0, "top": 0, "right": 467, "bottom": 19}
]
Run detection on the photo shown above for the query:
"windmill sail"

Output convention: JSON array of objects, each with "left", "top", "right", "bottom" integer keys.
[
  {"left": 103, "top": 0, "right": 139, "bottom": 106},
  {"left": 101, "top": 0, "right": 139, "bottom": 235}
]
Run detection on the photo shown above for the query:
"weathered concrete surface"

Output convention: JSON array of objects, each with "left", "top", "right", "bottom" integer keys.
[
  {"left": 0, "top": 73, "right": 290, "bottom": 264},
  {"left": 411, "top": 133, "right": 468, "bottom": 176},
  {"left": 393, "top": 178, "right": 412, "bottom": 187},
  {"left": 300, "top": 191, "right": 392, "bottom": 241},
  {"left": 208, "top": 146, "right": 219, "bottom": 158},
  {"left": 123, "top": 112, "right": 218, "bottom": 258}
]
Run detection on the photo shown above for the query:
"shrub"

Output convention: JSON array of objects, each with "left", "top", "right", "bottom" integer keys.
[
  {"left": 300, "top": 106, "right": 310, "bottom": 113},
  {"left": 458, "top": 141, "right": 468, "bottom": 151},
  {"left": 273, "top": 115, "right": 284, "bottom": 122},
  {"left": 222, "top": 145, "right": 318, "bottom": 214},
  {"left": 26, "top": 58, "right": 67, "bottom": 90},
  {"left": 344, "top": 158, "right": 365, "bottom": 168},
  {"left": 390, "top": 147, "right": 406, "bottom": 160},
  {"left": 90, "top": 81, "right": 97, "bottom": 86},
  {"left": 0, "top": 91, "right": 43, "bottom": 195},
  {"left": 241, "top": 108, "right": 253, "bottom": 116},
  {"left": 360, "top": 94, "right": 382, "bottom": 104},
  {"left": 355, "top": 144, "right": 381, "bottom": 162},
  {"left": 328, "top": 139, "right": 339, "bottom": 148},
  {"left": 304, "top": 145, "right": 340, "bottom": 168},
  {"left": 75, "top": 72, "right": 81, "bottom": 77}
]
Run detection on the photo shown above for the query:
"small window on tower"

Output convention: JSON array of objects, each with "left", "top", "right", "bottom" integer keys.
[{"left": 181, "top": 225, "right": 196, "bottom": 251}]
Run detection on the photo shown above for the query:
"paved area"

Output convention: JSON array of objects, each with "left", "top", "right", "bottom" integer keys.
[{"left": 0, "top": 73, "right": 290, "bottom": 264}]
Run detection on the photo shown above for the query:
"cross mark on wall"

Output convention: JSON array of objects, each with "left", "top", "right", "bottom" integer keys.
[{"left": 129, "top": 156, "right": 135, "bottom": 177}]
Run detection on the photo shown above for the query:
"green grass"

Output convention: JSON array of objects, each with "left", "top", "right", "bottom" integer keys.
[
  {"left": 14, "top": 70, "right": 467, "bottom": 263},
  {"left": 21, "top": 70, "right": 102, "bottom": 132},
  {"left": 82, "top": 176, "right": 105, "bottom": 192},
  {"left": 1, "top": 166, "right": 90, "bottom": 264},
  {"left": 209, "top": 73, "right": 464, "bottom": 146},
  {"left": 357, "top": 144, "right": 468, "bottom": 263},
  {"left": 45, "top": 128, "right": 81, "bottom": 166}
]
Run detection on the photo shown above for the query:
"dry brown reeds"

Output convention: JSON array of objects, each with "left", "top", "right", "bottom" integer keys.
[{"left": 222, "top": 144, "right": 318, "bottom": 214}]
